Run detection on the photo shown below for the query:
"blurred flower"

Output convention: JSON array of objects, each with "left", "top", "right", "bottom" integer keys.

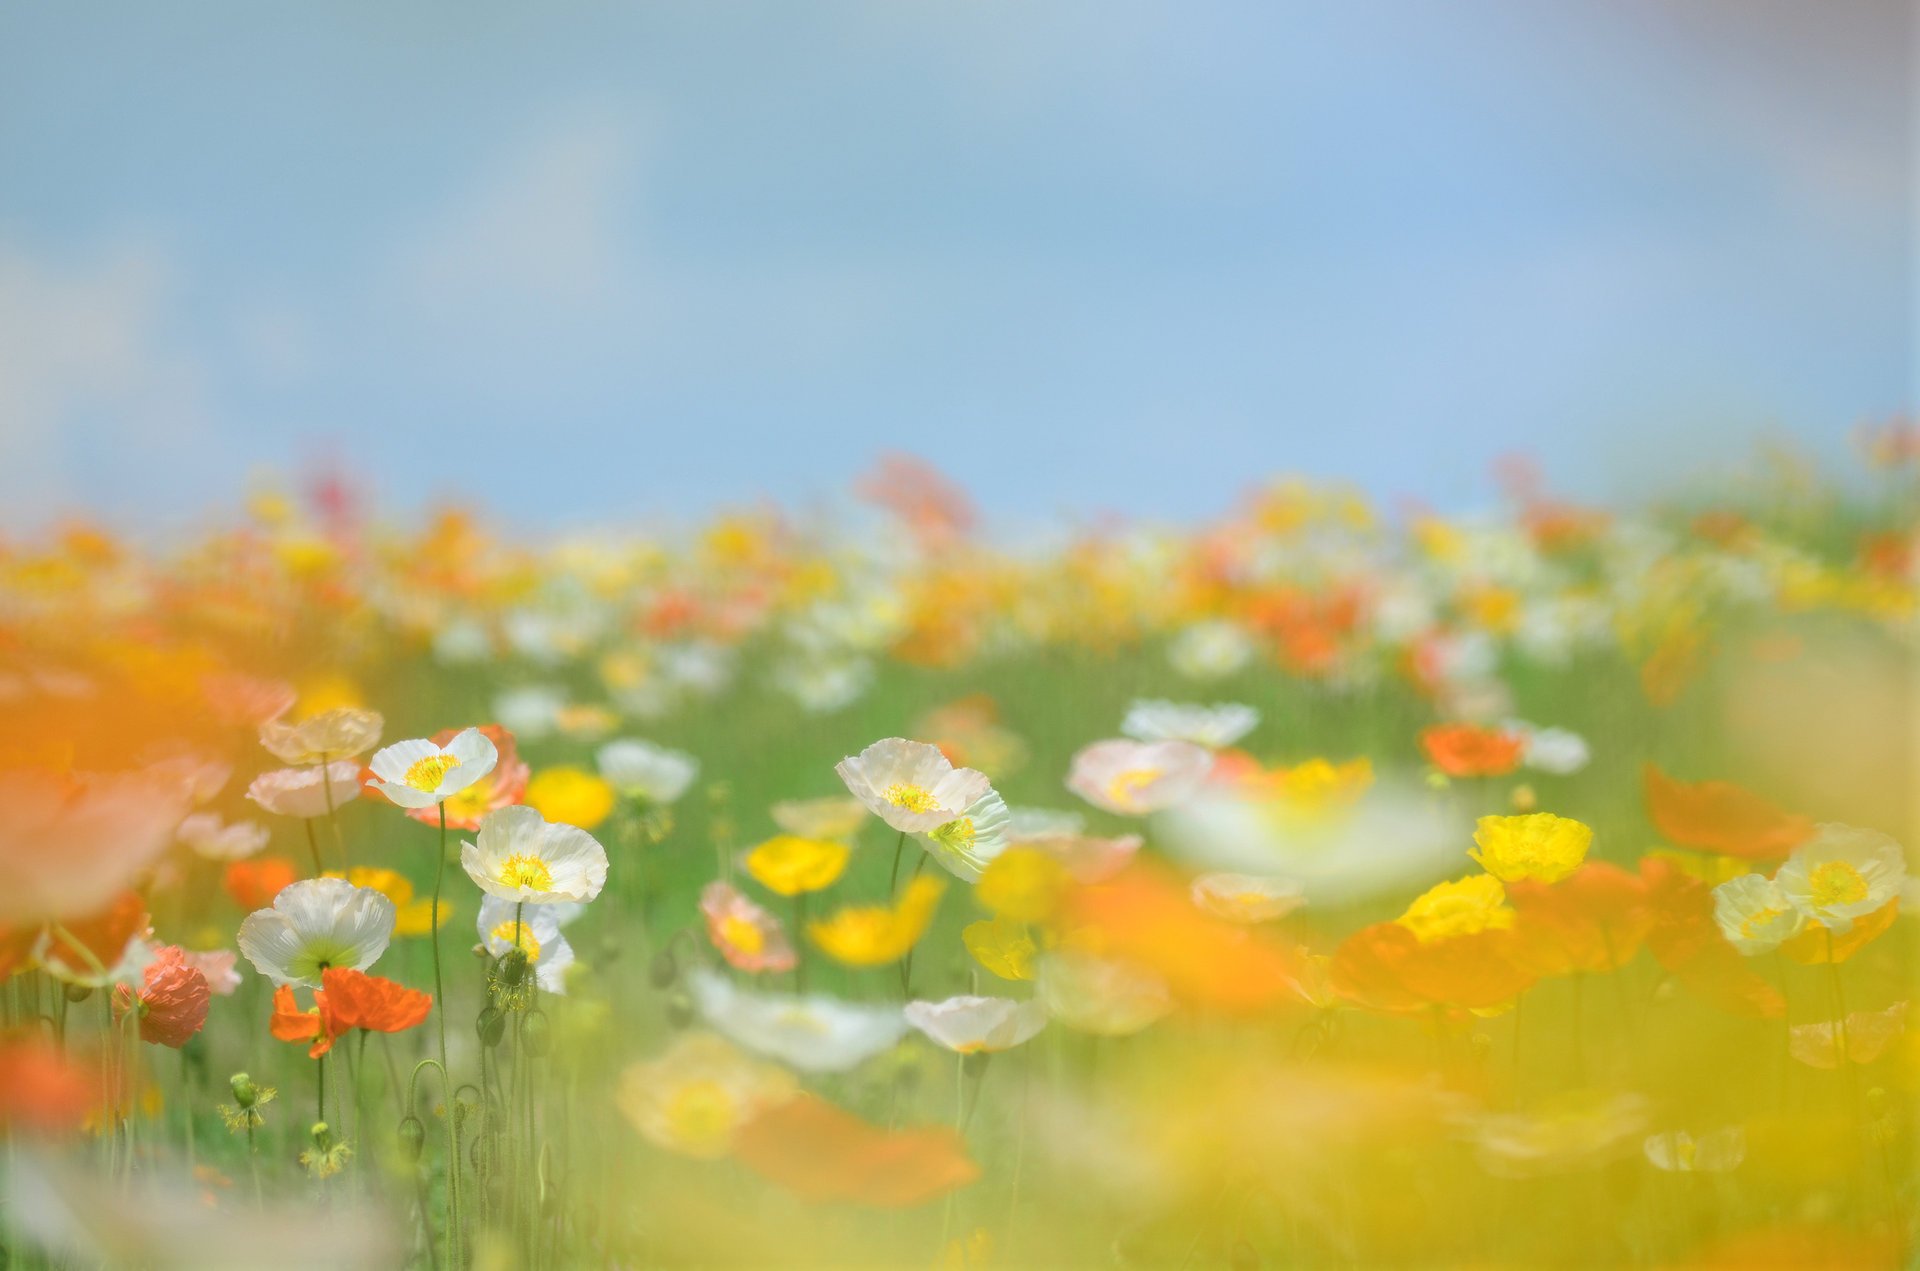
[
  {"left": 1167, "top": 621, "right": 1255, "bottom": 680},
  {"left": 1642, "top": 763, "right": 1812, "bottom": 859},
  {"left": 0, "top": 767, "right": 191, "bottom": 924},
  {"left": 597, "top": 738, "right": 699, "bottom": 804},
  {"left": 1471, "top": 1091, "right": 1648, "bottom": 1178},
  {"left": 962, "top": 916, "right": 1037, "bottom": 981},
  {"left": 976, "top": 848, "right": 1071, "bottom": 923},
  {"left": 1469, "top": 813, "right": 1592, "bottom": 884},
  {"left": 809, "top": 876, "right": 944, "bottom": 966},
  {"left": 223, "top": 857, "right": 296, "bottom": 911},
  {"left": 835, "top": 738, "right": 992, "bottom": 833},
  {"left": 523, "top": 766, "right": 617, "bottom": 831},
  {"left": 476, "top": 896, "right": 574, "bottom": 992},
  {"left": 1711, "top": 873, "right": 1804, "bottom": 955},
  {"left": 176, "top": 812, "right": 270, "bottom": 861},
  {"left": 743, "top": 835, "right": 849, "bottom": 896},
  {"left": 699, "top": 881, "right": 794, "bottom": 974},
  {"left": 1120, "top": 699, "right": 1259, "bottom": 748},
  {"left": 1419, "top": 723, "right": 1524, "bottom": 778},
  {"left": 1643, "top": 1127, "right": 1745, "bottom": 1172},
  {"left": 461, "top": 805, "right": 609, "bottom": 905},
  {"left": 111, "top": 946, "right": 210, "bottom": 1048},
  {"left": 1789, "top": 1001, "right": 1908, "bottom": 1068},
  {"left": 1012, "top": 830, "right": 1141, "bottom": 884},
  {"left": 1036, "top": 951, "right": 1172, "bottom": 1036},
  {"left": 617, "top": 1031, "right": 797, "bottom": 1159},
  {"left": 1189, "top": 872, "right": 1305, "bottom": 923},
  {"left": 322, "top": 867, "right": 445, "bottom": 936},
  {"left": 236, "top": 877, "right": 396, "bottom": 987},
  {"left": 181, "top": 948, "right": 242, "bottom": 996},
  {"left": 0, "top": 1040, "right": 96, "bottom": 1136},
  {"left": 689, "top": 969, "right": 907, "bottom": 1072},
  {"left": 259, "top": 707, "right": 383, "bottom": 765},
  {"left": 1773, "top": 824, "right": 1906, "bottom": 935},
  {"left": 1507, "top": 722, "right": 1590, "bottom": 775},
  {"left": 366, "top": 728, "right": 498, "bottom": 811},
  {"left": 769, "top": 796, "right": 867, "bottom": 841},
  {"left": 1396, "top": 874, "right": 1515, "bottom": 943},
  {"left": 733, "top": 1094, "right": 979, "bottom": 1207},
  {"left": 245, "top": 762, "right": 361, "bottom": 820},
  {"left": 904, "top": 995, "right": 1046, "bottom": 1053},
  {"left": 1065, "top": 739, "right": 1212, "bottom": 815}
]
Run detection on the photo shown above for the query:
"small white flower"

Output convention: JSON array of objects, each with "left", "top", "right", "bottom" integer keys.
[
  {"left": 1168, "top": 621, "right": 1254, "bottom": 681},
  {"left": 461, "top": 805, "right": 609, "bottom": 905},
  {"left": 596, "top": 739, "right": 699, "bottom": 805},
  {"left": 835, "top": 738, "right": 993, "bottom": 833},
  {"left": 367, "top": 728, "right": 499, "bottom": 810},
  {"left": 1773, "top": 824, "right": 1906, "bottom": 935},
  {"left": 493, "top": 685, "right": 567, "bottom": 740},
  {"left": 177, "top": 812, "right": 271, "bottom": 861},
  {"left": 1509, "top": 723, "right": 1590, "bottom": 775},
  {"left": 915, "top": 789, "right": 1012, "bottom": 882},
  {"left": 688, "top": 969, "right": 906, "bottom": 1072},
  {"left": 1711, "top": 874, "right": 1804, "bottom": 955},
  {"left": 1036, "top": 951, "right": 1171, "bottom": 1037},
  {"left": 245, "top": 762, "right": 363, "bottom": 820},
  {"left": 1066, "top": 739, "right": 1212, "bottom": 816},
  {"left": 476, "top": 896, "right": 574, "bottom": 994},
  {"left": 1121, "top": 700, "right": 1259, "bottom": 749},
  {"left": 904, "top": 995, "right": 1047, "bottom": 1054},
  {"left": 236, "top": 877, "right": 395, "bottom": 987},
  {"left": 1190, "top": 872, "right": 1306, "bottom": 923},
  {"left": 1643, "top": 1127, "right": 1745, "bottom": 1173}
]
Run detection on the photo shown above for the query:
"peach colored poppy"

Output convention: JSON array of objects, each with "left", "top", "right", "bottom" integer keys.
[
  {"left": 112, "top": 946, "right": 211, "bottom": 1048},
  {"left": 733, "top": 1095, "right": 979, "bottom": 1207},
  {"left": 1639, "top": 857, "right": 1783, "bottom": 1020},
  {"left": 1331, "top": 921, "right": 1535, "bottom": 1013},
  {"left": 1508, "top": 863, "right": 1651, "bottom": 977}
]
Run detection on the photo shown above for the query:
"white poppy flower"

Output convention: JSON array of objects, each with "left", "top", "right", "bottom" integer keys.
[
  {"left": 1506, "top": 722, "right": 1591, "bottom": 775},
  {"left": 1711, "top": 874, "right": 1804, "bottom": 955},
  {"left": 245, "top": 762, "right": 362, "bottom": 819},
  {"left": 1065, "top": 739, "right": 1212, "bottom": 816},
  {"left": 476, "top": 896, "right": 574, "bottom": 994},
  {"left": 1120, "top": 700, "right": 1259, "bottom": 749},
  {"left": 914, "top": 789, "right": 1012, "bottom": 882},
  {"left": 236, "top": 877, "right": 395, "bottom": 987},
  {"left": 834, "top": 738, "right": 992, "bottom": 833},
  {"left": 1036, "top": 951, "right": 1171, "bottom": 1037},
  {"left": 688, "top": 969, "right": 906, "bottom": 1072},
  {"left": 177, "top": 812, "right": 271, "bottom": 861},
  {"left": 1190, "top": 872, "right": 1306, "bottom": 923},
  {"left": 904, "top": 995, "right": 1047, "bottom": 1054},
  {"left": 1774, "top": 824, "right": 1907, "bottom": 934},
  {"left": 1167, "top": 621, "right": 1254, "bottom": 681},
  {"left": 367, "top": 728, "right": 499, "bottom": 810},
  {"left": 461, "top": 805, "right": 608, "bottom": 905},
  {"left": 595, "top": 739, "right": 699, "bottom": 805},
  {"left": 1643, "top": 1127, "right": 1745, "bottom": 1172}
]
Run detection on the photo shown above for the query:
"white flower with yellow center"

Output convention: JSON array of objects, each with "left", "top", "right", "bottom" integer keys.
[
  {"left": 688, "top": 968, "right": 907, "bottom": 1072},
  {"left": 1066, "top": 738, "right": 1213, "bottom": 816},
  {"left": 1773, "top": 824, "right": 1906, "bottom": 935},
  {"left": 367, "top": 728, "right": 498, "bottom": 811},
  {"left": 461, "top": 805, "right": 608, "bottom": 905},
  {"left": 1710, "top": 873, "right": 1804, "bottom": 955},
  {"left": 1121, "top": 700, "right": 1259, "bottom": 749},
  {"left": 475, "top": 895, "right": 574, "bottom": 993},
  {"left": 915, "top": 789, "right": 1012, "bottom": 882},
  {"left": 834, "top": 738, "right": 992, "bottom": 833},
  {"left": 904, "top": 995, "right": 1047, "bottom": 1054},
  {"left": 236, "top": 877, "right": 395, "bottom": 987},
  {"left": 1190, "top": 872, "right": 1306, "bottom": 923}
]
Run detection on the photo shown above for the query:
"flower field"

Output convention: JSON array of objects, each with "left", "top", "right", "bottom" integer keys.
[{"left": 0, "top": 445, "right": 1915, "bottom": 1268}]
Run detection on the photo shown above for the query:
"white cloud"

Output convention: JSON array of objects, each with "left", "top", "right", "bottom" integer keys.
[{"left": 0, "top": 241, "right": 212, "bottom": 523}]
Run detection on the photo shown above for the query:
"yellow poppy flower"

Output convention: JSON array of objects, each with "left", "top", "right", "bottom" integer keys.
[
  {"left": 808, "top": 876, "right": 944, "bottom": 966},
  {"left": 744, "top": 835, "right": 851, "bottom": 896},
  {"left": 963, "top": 916, "right": 1037, "bottom": 981},
  {"left": 322, "top": 867, "right": 448, "bottom": 935},
  {"left": 975, "top": 847, "right": 1070, "bottom": 924},
  {"left": 1469, "top": 813, "right": 1593, "bottom": 884},
  {"left": 1395, "top": 874, "right": 1515, "bottom": 944},
  {"left": 524, "top": 766, "right": 617, "bottom": 831}
]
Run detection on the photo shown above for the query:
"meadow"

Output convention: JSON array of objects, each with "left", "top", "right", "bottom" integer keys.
[{"left": 0, "top": 443, "right": 1913, "bottom": 1268}]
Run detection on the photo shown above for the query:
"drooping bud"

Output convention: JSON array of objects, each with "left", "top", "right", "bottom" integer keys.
[
  {"left": 477, "top": 1005, "right": 507, "bottom": 1048},
  {"left": 397, "top": 1115, "right": 426, "bottom": 1163}
]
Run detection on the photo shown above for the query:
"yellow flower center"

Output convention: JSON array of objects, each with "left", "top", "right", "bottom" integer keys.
[
  {"left": 1105, "top": 769, "right": 1156, "bottom": 808},
  {"left": 404, "top": 753, "right": 460, "bottom": 792},
  {"left": 720, "top": 914, "right": 765, "bottom": 955},
  {"left": 1739, "top": 907, "right": 1786, "bottom": 940},
  {"left": 1808, "top": 861, "right": 1869, "bottom": 908},
  {"left": 489, "top": 920, "right": 542, "bottom": 962},
  {"left": 930, "top": 816, "right": 976, "bottom": 850},
  {"left": 665, "top": 1080, "right": 737, "bottom": 1154},
  {"left": 499, "top": 853, "right": 554, "bottom": 892},
  {"left": 884, "top": 783, "right": 938, "bottom": 813}
]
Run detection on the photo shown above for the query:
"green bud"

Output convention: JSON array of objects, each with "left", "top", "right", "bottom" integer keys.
[
  {"left": 500, "top": 949, "right": 530, "bottom": 987},
  {"left": 477, "top": 1005, "right": 507, "bottom": 1048},
  {"left": 649, "top": 949, "right": 678, "bottom": 988},
  {"left": 63, "top": 982, "right": 92, "bottom": 1004},
  {"left": 397, "top": 1115, "right": 425, "bottom": 1163},
  {"left": 229, "top": 1072, "right": 259, "bottom": 1108}
]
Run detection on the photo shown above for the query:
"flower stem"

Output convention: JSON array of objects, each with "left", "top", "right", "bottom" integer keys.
[{"left": 432, "top": 805, "right": 462, "bottom": 1270}]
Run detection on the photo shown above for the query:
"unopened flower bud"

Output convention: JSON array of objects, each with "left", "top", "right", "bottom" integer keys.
[
  {"left": 477, "top": 1005, "right": 507, "bottom": 1048},
  {"left": 649, "top": 949, "right": 678, "bottom": 988},
  {"left": 229, "top": 1073, "right": 259, "bottom": 1108},
  {"left": 397, "top": 1115, "right": 425, "bottom": 1163}
]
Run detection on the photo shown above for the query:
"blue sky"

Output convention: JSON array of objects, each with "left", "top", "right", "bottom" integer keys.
[{"left": 0, "top": 2, "right": 1908, "bottom": 533}]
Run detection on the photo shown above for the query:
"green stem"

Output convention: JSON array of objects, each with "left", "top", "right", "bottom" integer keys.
[{"left": 431, "top": 807, "right": 462, "bottom": 1270}]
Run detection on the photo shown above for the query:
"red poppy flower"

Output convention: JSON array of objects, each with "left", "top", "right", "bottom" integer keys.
[
  {"left": 1642, "top": 764, "right": 1812, "bottom": 860},
  {"left": 734, "top": 1095, "right": 978, "bottom": 1207},
  {"left": 112, "top": 946, "right": 211, "bottom": 1048},
  {"left": 1419, "top": 724, "right": 1524, "bottom": 778}
]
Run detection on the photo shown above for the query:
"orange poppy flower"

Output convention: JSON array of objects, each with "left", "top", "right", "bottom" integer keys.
[
  {"left": 1778, "top": 899, "right": 1899, "bottom": 966},
  {"left": 0, "top": 1036, "right": 98, "bottom": 1135},
  {"left": 39, "top": 891, "right": 148, "bottom": 981},
  {"left": 272, "top": 967, "right": 432, "bottom": 1058},
  {"left": 733, "top": 1095, "right": 978, "bottom": 1207},
  {"left": 1507, "top": 863, "right": 1651, "bottom": 977},
  {"left": 225, "top": 856, "right": 298, "bottom": 910},
  {"left": 1419, "top": 724, "right": 1524, "bottom": 778},
  {"left": 1331, "top": 922, "right": 1535, "bottom": 1012},
  {"left": 1639, "top": 857, "right": 1783, "bottom": 1020},
  {"left": 1061, "top": 862, "right": 1298, "bottom": 1013},
  {"left": 1642, "top": 764, "right": 1813, "bottom": 860}
]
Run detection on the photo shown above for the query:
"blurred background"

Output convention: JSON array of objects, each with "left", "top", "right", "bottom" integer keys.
[{"left": 0, "top": 0, "right": 1909, "bottom": 533}]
